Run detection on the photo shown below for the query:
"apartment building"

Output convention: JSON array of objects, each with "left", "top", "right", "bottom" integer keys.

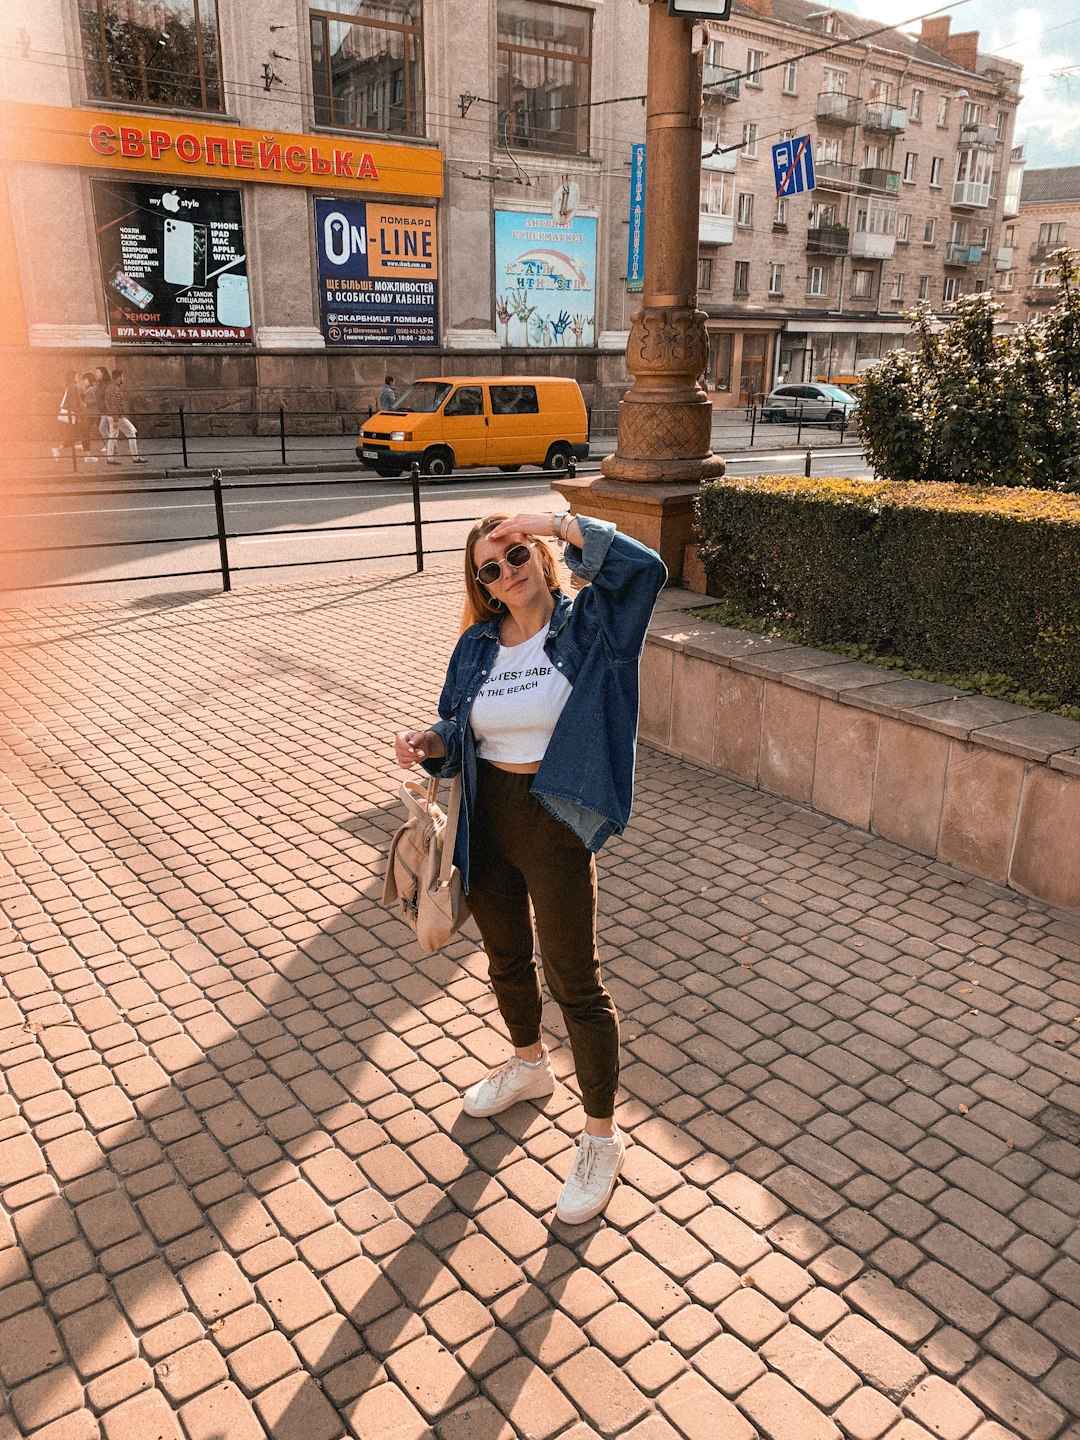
[
  {"left": 995, "top": 165, "right": 1080, "bottom": 326},
  {"left": 0, "top": 0, "right": 649, "bottom": 423},
  {"left": 696, "top": 0, "right": 1023, "bottom": 405}
]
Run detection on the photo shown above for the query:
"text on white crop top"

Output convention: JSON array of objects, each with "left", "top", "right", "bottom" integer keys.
[{"left": 469, "top": 625, "right": 572, "bottom": 763}]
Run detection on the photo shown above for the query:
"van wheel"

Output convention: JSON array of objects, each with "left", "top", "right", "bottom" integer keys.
[
  {"left": 421, "top": 447, "right": 454, "bottom": 478},
  {"left": 545, "top": 443, "right": 572, "bottom": 473},
  {"left": 498, "top": 465, "right": 521, "bottom": 473}
]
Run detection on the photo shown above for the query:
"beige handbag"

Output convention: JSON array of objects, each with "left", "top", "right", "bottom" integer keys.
[{"left": 382, "top": 775, "right": 469, "bottom": 953}]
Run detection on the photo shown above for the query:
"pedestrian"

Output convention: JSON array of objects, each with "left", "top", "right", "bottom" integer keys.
[
  {"left": 101, "top": 368, "right": 145, "bottom": 465},
  {"left": 394, "top": 510, "right": 666, "bottom": 1223},
  {"left": 85, "top": 366, "right": 112, "bottom": 455},
  {"left": 52, "top": 369, "right": 82, "bottom": 460},
  {"left": 378, "top": 374, "right": 396, "bottom": 410}
]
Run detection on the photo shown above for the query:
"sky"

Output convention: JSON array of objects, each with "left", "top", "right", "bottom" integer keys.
[{"left": 847, "top": 0, "right": 1080, "bottom": 170}]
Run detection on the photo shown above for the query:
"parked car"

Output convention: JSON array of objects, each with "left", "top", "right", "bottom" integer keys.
[
  {"left": 761, "top": 382, "right": 857, "bottom": 427},
  {"left": 356, "top": 375, "right": 589, "bottom": 478}
]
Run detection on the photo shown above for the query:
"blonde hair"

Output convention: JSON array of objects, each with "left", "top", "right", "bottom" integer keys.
[{"left": 460, "top": 514, "right": 561, "bottom": 632}]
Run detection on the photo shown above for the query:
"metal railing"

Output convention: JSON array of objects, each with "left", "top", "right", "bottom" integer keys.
[{"left": 1, "top": 459, "right": 584, "bottom": 594}]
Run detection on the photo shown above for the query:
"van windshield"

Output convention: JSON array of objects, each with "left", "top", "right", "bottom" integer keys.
[{"left": 392, "top": 382, "right": 453, "bottom": 413}]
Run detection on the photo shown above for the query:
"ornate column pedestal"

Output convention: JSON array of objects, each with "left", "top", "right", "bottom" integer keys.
[{"left": 553, "top": 1, "right": 725, "bottom": 580}]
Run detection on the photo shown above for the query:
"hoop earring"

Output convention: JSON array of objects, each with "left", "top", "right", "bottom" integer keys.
[{"left": 482, "top": 591, "right": 504, "bottom": 612}]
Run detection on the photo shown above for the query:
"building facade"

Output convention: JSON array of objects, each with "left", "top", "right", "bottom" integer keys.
[
  {"left": 995, "top": 165, "right": 1080, "bottom": 326},
  {"left": 0, "top": 0, "right": 650, "bottom": 432},
  {"left": 696, "top": 0, "right": 1023, "bottom": 405}
]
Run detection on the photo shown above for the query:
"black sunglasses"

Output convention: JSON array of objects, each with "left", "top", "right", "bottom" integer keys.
[{"left": 475, "top": 542, "right": 533, "bottom": 587}]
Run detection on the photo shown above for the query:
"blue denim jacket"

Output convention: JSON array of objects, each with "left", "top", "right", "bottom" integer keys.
[{"left": 422, "top": 516, "right": 667, "bottom": 891}]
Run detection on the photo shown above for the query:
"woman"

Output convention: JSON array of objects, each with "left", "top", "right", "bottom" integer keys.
[
  {"left": 101, "top": 368, "right": 145, "bottom": 465},
  {"left": 394, "top": 511, "right": 666, "bottom": 1223}
]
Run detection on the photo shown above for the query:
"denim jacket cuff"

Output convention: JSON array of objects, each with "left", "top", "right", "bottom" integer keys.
[{"left": 563, "top": 515, "right": 615, "bottom": 582}]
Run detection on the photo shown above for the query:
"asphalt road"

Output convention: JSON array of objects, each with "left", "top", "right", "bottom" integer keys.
[{"left": 1, "top": 448, "right": 873, "bottom": 606}]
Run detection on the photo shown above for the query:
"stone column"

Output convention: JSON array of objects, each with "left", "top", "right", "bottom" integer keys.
[{"left": 553, "top": 0, "right": 724, "bottom": 580}]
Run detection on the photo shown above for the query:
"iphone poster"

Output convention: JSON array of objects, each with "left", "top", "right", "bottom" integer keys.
[
  {"left": 314, "top": 198, "right": 439, "bottom": 348},
  {"left": 92, "top": 181, "right": 251, "bottom": 344}
]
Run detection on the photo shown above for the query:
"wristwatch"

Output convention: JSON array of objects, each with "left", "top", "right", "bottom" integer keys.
[{"left": 552, "top": 510, "right": 569, "bottom": 541}]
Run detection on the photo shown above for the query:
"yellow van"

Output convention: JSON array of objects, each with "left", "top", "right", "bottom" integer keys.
[{"left": 356, "top": 375, "right": 589, "bottom": 478}]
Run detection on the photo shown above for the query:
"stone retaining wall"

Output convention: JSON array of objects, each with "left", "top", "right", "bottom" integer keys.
[{"left": 642, "top": 592, "right": 1080, "bottom": 913}]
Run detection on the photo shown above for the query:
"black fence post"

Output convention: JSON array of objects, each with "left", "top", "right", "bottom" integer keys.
[
  {"left": 211, "top": 467, "right": 232, "bottom": 592},
  {"left": 567, "top": 454, "right": 577, "bottom": 478},
  {"left": 279, "top": 406, "right": 286, "bottom": 466},
  {"left": 69, "top": 429, "right": 79, "bottom": 473},
  {"left": 804, "top": 446, "right": 813, "bottom": 477},
  {"left": 750, "top": 405, "right": 757, "bottom": 447},
  {"left": 411, "top": 462, "right": 424, "bottom": 573},
  {"left": 179, "top": 406, "right": 189, "bottom": 468},
  {"left": 796, "top": 408, "right": 804, "bottom": 446}
]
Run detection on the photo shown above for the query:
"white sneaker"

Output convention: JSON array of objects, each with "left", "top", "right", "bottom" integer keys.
[
  {"left": 462, "top": 1049, "right": 555, "bottom": 1118},
  {"left": 556, "top": 1130, "right": 625, "bottom": 1224}
]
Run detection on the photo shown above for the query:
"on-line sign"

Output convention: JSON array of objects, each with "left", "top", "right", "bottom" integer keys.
[{"left": 772, "top": 135, "right": 815, "bottom": 197}]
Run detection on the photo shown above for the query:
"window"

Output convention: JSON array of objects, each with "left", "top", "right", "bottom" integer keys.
[
  {"left": 746, "top": 49, "right": 763, "bottom": 86},
  {"left": 903, "top": 152, "right": 916, "bottom": 183},
  {"left": 701, "top": 113, "right": 718, "bottom": 145},
  {"left": 897, "top": 212, "right": 911, "bottom": 243},
  {"left": 445, "top": 386, "right": 484, "bottom": 416},
  {"left": 943, "top": 276, "right": 961, "bottom": 303},
  {"left": 864, "top": 143, "right": 885, "bottom": 169},
  {"left": 997, "top": 270, "right": 1014, "bottom": 292},
  {"left": 949, "top": 219, "right": 967, "bottom": 247},
  {"left": 892, "top": 272, "right": 904, "bottom": 300},
  {"left": 923, "top": 218, "right": 935, "bottom": 244},
  {"left": 852, "top": 268, "right": 873, "bottom": 298},
  {"left": 1034, "top": 268, "right": 1054, "bottom": 288},
  {"left": 497, "top": 0, "right": 591, "bottom": 156},
  {"left": 978, "top": 225, "right": 990, "bottom": 248},
  {"left": 490, "top": 384, "right": 539, "bottom": 414},
  {"left": 930, "top": 157, "right": 943, "bottom": 187},
  {"left": 806, "top": 266, "right": 829, "bottom": 297},
  {"left": 768, "top": 263, "right": 784, "bottom": 295},
  {"left": 741, "top": 122, "right": 759, "bottom": 159},
  {"left": 782, "top": 59, "right": 798, "bottom": 94},
  {"left": 962, "top": 101, "right": 983, "bottom": 126},
  {"left": 868, "top": 78, "right": 891, "bottom": 103},
  {"left": 78, "top": 0, "right": 224, "bottom": 110},
  {"left": 918, "top": 275, "right": 930, "bottom": 300},
  {"left": 311, "top": 0, "right": 425, "bottom": 135},
  {"left": 937, "top": 94, "right": 949, "bottom": 127},
  {"left": 699, "top": 172, "right": 732, "bottom": 216},
  {"left": 774, "top": 197, "right": 788, "bottom": 227},
  {"left": 822, "top": 66, "right": 847, "bottom": 94},
  {"left": 698, "top": 257, "right": 713, "bottom": 291},
  {"left": 734, "top": 260, "right": 750, "bottom": 294},
  {"left": 1005, "top": 225, "right": 1016, "bottom": 246},
  {"left": 996, "top": 110, "right": 1007, "bottom": 140},
  {"left": 910, "top": 87, "right": 923, "bottom": 121},
  {"left": 1039, "top": 221, "right": 1066, "bottom": 247},
  {"left": 817, "top": 137, "right": 841, "bottom": 165},
  {"left": 809, "top": 201, "right": 838, "bottom": 228},
  {"left": 737, "top": 192, "right": 754, "bottom": 228},
  {"left": 706, "top": 38, "right": 723, "bottom": 67}
]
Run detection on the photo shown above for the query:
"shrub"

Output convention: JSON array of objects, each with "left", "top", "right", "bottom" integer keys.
[
  {"left": 695, "top": 475, "right": 1080, "bottom": 704},
  {"left": 856, "top": 250, "right": 1080, "bottom": 491}
]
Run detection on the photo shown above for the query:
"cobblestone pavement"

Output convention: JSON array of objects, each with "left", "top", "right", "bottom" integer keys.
[{"left": 0, "top": 568, "right": 1078, "bottom": 1440}]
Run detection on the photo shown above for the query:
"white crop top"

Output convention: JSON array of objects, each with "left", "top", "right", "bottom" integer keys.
[{"left": 470, "top": 626, "right": 572, "bottom": 763}]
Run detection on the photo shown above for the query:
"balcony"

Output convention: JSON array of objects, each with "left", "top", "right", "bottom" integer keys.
[
  {"left": 1030, "top": 243, "right": 1066, "bottom": 263},
  {"left": 864, "top": 103, "right": 907, "bottom": 134},
  {"left": 1026, "top": 288, "right": 1056, "bottom": 306},
  {"left": 806, "top": 223, "right": 850, "bottom": 256},
  {"left": 952, "top": 178, "right": 991, "bottom": 208},
  {"left": 814, "top": 159, "right": 856, "bottom": 190},
  {"left": 960, "top": 123, "right": 998, "bottom": 148},
  {"left": 945, "top": 242, "right": 984, "bottom": 266},
  {"left": 816, "top": 92, "right": 862, "bottom": 126},
  {"left": 851, "top": 230, "right": 896, "bottom": 260},
  {"left": 703, "top": 63, "right": 740, "bottom": 103},
  {"left": 996, "top": 246, "right": 1014, "bottom": 271},
  {"left": 699, "top": 212, "right": 734, "bottom": 246},
  {"left": 858, "top": 167, "right": 901, "bottom": 194}
]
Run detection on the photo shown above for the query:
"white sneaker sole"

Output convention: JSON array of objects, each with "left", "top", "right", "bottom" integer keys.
[
  {"left": 461, "top": 1070, "right": 554, "bottom": 1118},
  {"left": 556, "top": 1147, "right": 625, "bottom": 1225}
]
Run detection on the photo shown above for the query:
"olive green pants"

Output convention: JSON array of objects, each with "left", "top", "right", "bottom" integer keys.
[{"left": 466, "top": 760, "right": 619, "bottom": 1119}]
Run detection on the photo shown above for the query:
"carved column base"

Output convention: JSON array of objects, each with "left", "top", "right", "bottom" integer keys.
[{"left": 551, "top": 473, "right": 706, "bottom": 583}]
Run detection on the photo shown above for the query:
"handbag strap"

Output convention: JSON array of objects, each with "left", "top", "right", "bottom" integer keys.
[{"left": 439, "top": 776, "right": 462, "bottom": 887}]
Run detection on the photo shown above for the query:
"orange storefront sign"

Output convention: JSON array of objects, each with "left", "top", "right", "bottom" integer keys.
[{"left": 0, "top": 102, "right": 443, "bottom": 200}]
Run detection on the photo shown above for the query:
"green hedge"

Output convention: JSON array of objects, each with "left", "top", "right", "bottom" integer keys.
[{"left": 695, "top": 476, "right": 1080, "bottom": 705}]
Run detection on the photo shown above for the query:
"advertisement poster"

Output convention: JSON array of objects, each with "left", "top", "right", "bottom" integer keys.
[
  {"left": 92, "top": 180, "right": 250, "bottom": 343},
  {"left": 315, "top": 199, "right": 438, "bottom": 347},
  {"left": 494, "top": 211, "right": 597, "bottom": 348},
  {"left": 627, "top": 143, "right": 645, "bottom": 292}
]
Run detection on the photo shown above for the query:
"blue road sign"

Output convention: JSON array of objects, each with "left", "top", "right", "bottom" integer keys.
[
  {"left": 627, "top": 142, "right": 645, "bottom": 293},
  {"left": 772, "top": 136, "right": 816, "bottom": 197}
]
